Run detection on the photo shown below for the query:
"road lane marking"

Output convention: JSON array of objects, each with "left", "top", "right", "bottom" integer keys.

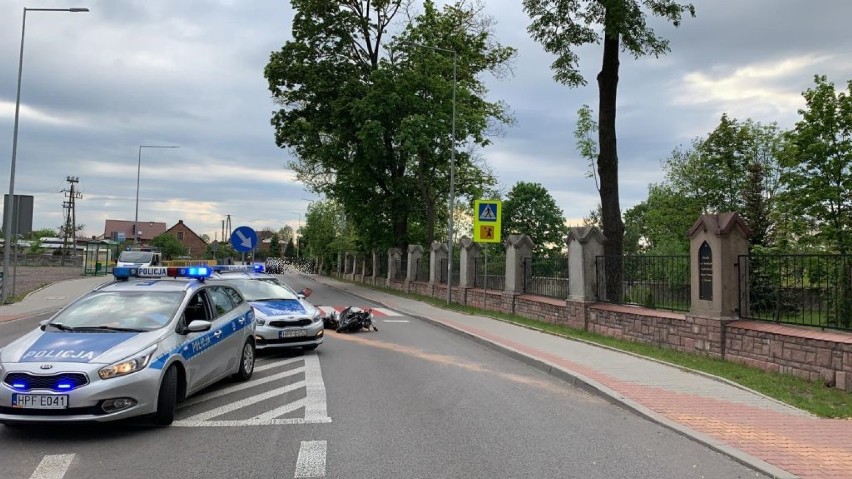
[
  {"left": 294, "top": 441, "right": 327, "bottom": 478},
  {"left": 177, "top": 381, "right": 305, "bottom": 422},
  {"left": 317, "top": 306, "right": 401, "bottom": 317},
  {"left": 253, "top": 398, "right": 306, "bottom": 421},
  {"left": 254, "top": 356, "right": 306, "bottom": 372},
  {"left": 178, "top": 366, "right": 305, "bottom": 409},
  {"left": 303, "top": 353, "right": 329, "bottom": 421},
  {"left": 30, "top": 454, "right": 74, "bottom": 479}
]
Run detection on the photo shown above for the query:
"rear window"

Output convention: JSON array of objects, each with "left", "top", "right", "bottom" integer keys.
[{"left": 118, "top": 251, "right": 154, "bottom": 263}]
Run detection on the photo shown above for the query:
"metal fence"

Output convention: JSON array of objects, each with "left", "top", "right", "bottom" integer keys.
[
  {"left": 391, "top": 257, "right": 407, "bottom": 281},
  {"left": 377, "top": 254, "right": 388, "bottom": 277},
  {"left": 738, "top": 254, "right": 852, "bottom": 331},
  {"left": 438, "top": 258, "right": 460, "bottom": 286},
  {"left": 595, "top": 255, "right": 690, "bottom": 312},
  {"left": 474, "top": 255, "right": 505, "bottom": 291},
  {"left": 415, "top": 257, "right": 430, "bottom": 282},
  {"left": 523, "top": 256, "right": 569, "bottom": 299}
]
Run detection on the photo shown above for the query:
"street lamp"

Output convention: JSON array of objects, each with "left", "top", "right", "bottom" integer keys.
[
  {"left": 2, "top": 7, "right": 89, "bottom": 304},
  {"left": 135, "top": 145, "right": 179, "bottom": 243},
  {"left": 403, "top": 41, "right": 457, "bottom": 305}
]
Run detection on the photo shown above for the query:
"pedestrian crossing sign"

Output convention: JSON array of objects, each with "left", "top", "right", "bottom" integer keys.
[{"left": 473, "top": 199, "right": 501, "bottom": 243}]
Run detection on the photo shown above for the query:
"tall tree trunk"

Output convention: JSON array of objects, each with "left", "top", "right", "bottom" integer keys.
[{"left": 596, "top": 25, "right": 625, "bottom": 302}]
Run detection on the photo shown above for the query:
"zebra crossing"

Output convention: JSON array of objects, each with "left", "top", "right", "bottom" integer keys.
[{"left": 173, "top": 352, "right": 331, "bottom": 427}]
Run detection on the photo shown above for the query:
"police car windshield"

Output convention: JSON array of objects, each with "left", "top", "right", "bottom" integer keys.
[
  {"left": 118, "top": 251, "right": 154, "bottom": 263},
  {"left": 50, "top": 291, "right": 184, "bottom": 332},
  {"left": 227, "top": 279, "right": 298, "bottom": 301}
]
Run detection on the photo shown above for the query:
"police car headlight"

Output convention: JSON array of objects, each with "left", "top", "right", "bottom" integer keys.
[
  {"left": 98, "top": 346, "right": 157, "bottom": 380},
  {"left": 312, "top": 311, "right": 322, "bottom": 323}
]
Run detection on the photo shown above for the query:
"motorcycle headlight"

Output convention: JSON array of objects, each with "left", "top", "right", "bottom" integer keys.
[{"left": 98, "top": 345, "right": 157, "bottom": 380}]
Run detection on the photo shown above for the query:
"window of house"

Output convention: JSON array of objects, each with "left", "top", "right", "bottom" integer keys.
[{"left": 177, "top": 231, "right": 184, "bottom": 240}]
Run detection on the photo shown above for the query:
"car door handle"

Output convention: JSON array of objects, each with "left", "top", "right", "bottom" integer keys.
[
  {"left": 238, "top": 317, "right": 245, "bottom": 324},
  {"left": 213, "top": 330, "right": 222, "bottom": 338}
]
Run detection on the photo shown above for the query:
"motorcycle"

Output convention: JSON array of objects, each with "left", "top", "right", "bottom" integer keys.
[{"left": 334, "top": 306, "right": 378, "bottom": 333}]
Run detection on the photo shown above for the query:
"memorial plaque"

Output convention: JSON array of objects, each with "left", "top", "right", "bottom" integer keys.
[{"left": 699, "top": 241, "right": 713, "bottom": 301}]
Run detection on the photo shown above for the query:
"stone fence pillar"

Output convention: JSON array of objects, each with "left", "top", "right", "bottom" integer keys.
[
  {"left": 566, "top": 226, "right": 605, "bottom": 303},
  {"left": 504, "top": 234, "right": 535, "bottom": 295},
  {"left": 406, "top": 245, "right": 423, "bottom": 285},
  {"left": 387, "top": 248, "right": 402, "bottom": 286},
  {"left": 429, "top": 241, "right": 448, "bottom": 285},
  {"left": 459, "top": 237, "right": 480, "bottom": 288},
  {"left": 371, "top": 249, "right": 380, "bottom": 282}
]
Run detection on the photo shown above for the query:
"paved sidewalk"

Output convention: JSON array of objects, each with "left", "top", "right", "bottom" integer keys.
[{"left": 309, "top": 275, "right": 852, "bottom": 479}]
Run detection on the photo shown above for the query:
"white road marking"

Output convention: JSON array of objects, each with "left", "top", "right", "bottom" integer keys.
[
  {"left": 303, "top": 353, "right": 329, "bottom": 421},
  {"left": 317, "top": 305, "right": 402, "bottom": 317},
  {"left": 174, "top": 417, "right": 331, "bottom": 427},
  {"left": 30, "top": 454, "right": 74, "bottom": 479},
  {"left": 254, "top": 356, "right": 306, "bottom": 372},
  {"left": 177, "top": 381, "right": 305, "bottom": 422},
  {"left": 253, "top": 398, "right": 307, "bottom": 421},
  {"left": 178, "top": 366, "right": 305, "bottom": 409},
  {"left": 382, "top": 319, "right": 410, "bottom": 323},
  {"left": 294, "top": 440, "right": 327, "bottom": 478}
]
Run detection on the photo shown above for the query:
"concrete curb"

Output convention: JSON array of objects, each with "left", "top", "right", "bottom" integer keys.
[{"left": 311, "top": 274, "right": 799, "bottom": 479}]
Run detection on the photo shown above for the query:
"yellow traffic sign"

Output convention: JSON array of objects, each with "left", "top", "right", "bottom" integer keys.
[{"left": 473, "top": 199, "right": 501, "bottom": 243}]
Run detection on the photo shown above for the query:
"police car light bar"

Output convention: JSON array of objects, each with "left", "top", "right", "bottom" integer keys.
[
  {"left": 113, "top": 266, "right": 212, "bottom": 280},
  {"left": 211, "top": 264, "right": 265, "bottom": 273}
]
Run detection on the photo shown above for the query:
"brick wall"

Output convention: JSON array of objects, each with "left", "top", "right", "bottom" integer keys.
[{"left": 334, "top": 273, "right": 852, "bottom": 391}]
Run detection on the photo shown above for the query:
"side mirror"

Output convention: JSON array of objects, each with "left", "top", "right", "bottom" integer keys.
[
  {"left": 185, "top": 320, "right": 212, "bottom": 333},
  {"left": 299, "top": 288, "right": 313, "bottom": 298},
  {"left": 39, "top": 319, "right": 50, "bottom": 331}
]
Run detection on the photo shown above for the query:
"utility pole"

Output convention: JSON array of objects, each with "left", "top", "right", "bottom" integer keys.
[{"left": 60, "top": 176, "right": 81, "bottom": 266}]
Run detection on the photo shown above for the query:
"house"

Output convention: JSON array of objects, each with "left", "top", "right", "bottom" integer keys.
[
  {"left": 103, "top": 220, "right": 167, "bottom": 244},
  {"left": 164, "top": 220, "right": 208, "bottom": 259}
]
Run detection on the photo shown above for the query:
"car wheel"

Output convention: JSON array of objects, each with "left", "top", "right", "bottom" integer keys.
[
  {"left": 152, "top": 366, "right": 178, "bottom": 426},
  {"left": 302, "top": 344, "right": 318, "bottom": 351},
  {"left": 234, "top": 340, "right": 255, "bottom": 381}
]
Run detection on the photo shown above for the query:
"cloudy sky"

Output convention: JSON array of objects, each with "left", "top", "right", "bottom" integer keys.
[{"left": 1, "top": 0, "right": 850, "bottom": 242}]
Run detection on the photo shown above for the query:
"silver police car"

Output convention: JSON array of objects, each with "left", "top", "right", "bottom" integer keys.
[
  {"left": 211, "top": 266, "right": 323, "bottom": 351},
  {"left": 0, "top": 266, "right": 255, "bottom": 426}
]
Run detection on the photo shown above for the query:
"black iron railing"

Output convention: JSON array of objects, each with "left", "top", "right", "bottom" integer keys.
[
  {"left": 391, "top": 258, "right": 407, "bottom": 281},
  {"left": 595, "top": 255, "right": 690, "bottom": 312},
  {"left": 738, "top": 254, "right": 852, "bottom": 331},
  {"left": 523, "top": 256, "right": 569, "bottom": 299},
  {"left": 377, "top": 254, "right": 388, "bottom": 277},
  {"left": 474, "top": 255, "right": 505, "bottom": 291},
  {"left": 438, "top": 258, "right": 460, "bottom": 286},
  {"left": 415, "top": 257, "right": 430, "bottom": 282}
]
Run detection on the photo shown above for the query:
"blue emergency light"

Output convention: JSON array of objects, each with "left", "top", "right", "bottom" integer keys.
[{"left": 113, "top": 266, "right": 212, "bottom": 280}]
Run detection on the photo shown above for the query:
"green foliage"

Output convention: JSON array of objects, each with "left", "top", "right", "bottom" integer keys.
[
  {"left": 27, "top": 228, "right": 57, "bottom": 240},
  {"left": 623, "top": 184, "right": 700, "bottom": 253},
  {"left": 264, "top": 0, "right": 513, "bottom": 251},
  {"left": 269, "top": 234, "right": 280, "bottom": 257},
  {"left": 150, "top": 233, "right": 188, "bottom": 259},
  {"left": 574, "top": 104, "right": 599, "bottom": 189},
  {"left": 778, "top": 75, "right": 852, "bottom": 254},
  {"left": 283, "top": 238, "right": 296, "bottom": 258},
  {"left": 502, "top": 181, "right": 568, "bottom": 256}
]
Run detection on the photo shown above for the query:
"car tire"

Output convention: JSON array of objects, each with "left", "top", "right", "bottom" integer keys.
[
  {"left": 233, "top": 340, "right": 255, "bottom": 382},
  {"left": 302, "top": 344, "right": 318, "bottom": 351},
  {"left": 152, "top": 366, "right": 178, "bottom": 426}
]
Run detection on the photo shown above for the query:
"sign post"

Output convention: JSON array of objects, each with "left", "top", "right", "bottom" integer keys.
[
  {"left": 230, "top": 226, "right": 257, "bottom": 265},
  {"left": 473, "top": 200, "right": 501, "bottom": 307}
]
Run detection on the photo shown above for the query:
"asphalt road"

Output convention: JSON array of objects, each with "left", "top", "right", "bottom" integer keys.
[{"left": 0, "top": 272, "right": 766, "bottom": 479}]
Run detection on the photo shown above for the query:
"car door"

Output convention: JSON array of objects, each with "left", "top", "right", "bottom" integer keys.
[
  {"left": 180, "top": 289, "right": 219, "bottom": 393},
  {"left": 206, "top": 285, "right": 244, "bottom": 378}
]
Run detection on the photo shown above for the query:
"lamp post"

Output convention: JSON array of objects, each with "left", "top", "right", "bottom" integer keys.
[
  {"left": 403, "top": 42, "right": 457, "bottom": 305},
  {"left": 135, "top": 145, "right": 179, "bottom": 244},
  {"left": 2, "top": 7, "right": 89, "bottom": 304}
]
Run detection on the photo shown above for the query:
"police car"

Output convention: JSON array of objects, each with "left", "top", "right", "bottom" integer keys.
[
  {"left": 0, "top": 266, "right": 255, "bottom": 426},
  {"left": 210, "top": 265, "right": 323, "bottom": 351}
]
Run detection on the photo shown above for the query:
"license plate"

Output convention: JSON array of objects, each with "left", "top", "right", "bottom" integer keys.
[
  {"left": 12, "top": 393, "right": 68, "bottom": 409},
  {"left": 280, "top": 329, "right": 307, "bottom": 338}
]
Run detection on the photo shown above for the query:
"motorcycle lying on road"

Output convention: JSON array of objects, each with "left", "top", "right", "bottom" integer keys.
[{"left": 323, "top": 306, "right": 378, "bottom": 333}]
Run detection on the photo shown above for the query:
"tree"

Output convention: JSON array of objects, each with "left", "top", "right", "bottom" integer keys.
[
  {"left": 283, "top": 238, "right": 296, "bottom": 258},
  {"left": 269, "top": 234, "right": 280, "bottom": 257},
  {"left": 502, "top": 182, "right": 568, "bottom": 256},
  {"left": 27, "top": 228, "right": 57, "bottom": 240},
  {"left": 200, "top": 234, "right": 210, "bottom": 242},
  {"left": 779, "top": 75, "right": 852, "bottom": 254},
  {"left": 525, "top": 0, "right": 695, "bottom": 298},
  {"left": 150, "top": 234, "right": 188, "bottom": 259},
  {"left": 264, "top": 0, "right": 513, "bottom": 251}
]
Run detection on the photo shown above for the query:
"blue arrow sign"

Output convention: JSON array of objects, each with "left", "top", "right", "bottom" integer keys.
[{"left": 230, "top": 226, "right": 257, "bottom": 253}]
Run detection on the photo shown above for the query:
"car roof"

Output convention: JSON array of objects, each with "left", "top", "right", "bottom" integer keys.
[{"left": 96, "top": 278, "right": 203, "bottom": 293}]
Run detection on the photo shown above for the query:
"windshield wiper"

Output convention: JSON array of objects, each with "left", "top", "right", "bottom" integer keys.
[
  {"left": 46, "top": 323, "right": 74, "bottom": 331},
  {"left": 69, "top": 326, "right": 148, "bottom": 333}
]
